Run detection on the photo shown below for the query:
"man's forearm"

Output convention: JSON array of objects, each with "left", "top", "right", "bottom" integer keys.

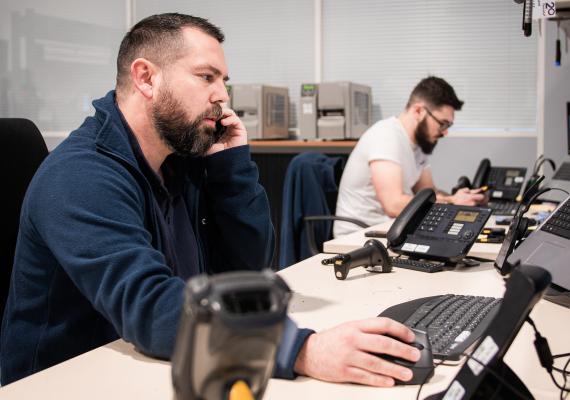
[{"left": 380, "top": 193, "right": 414, "bottom": 218}]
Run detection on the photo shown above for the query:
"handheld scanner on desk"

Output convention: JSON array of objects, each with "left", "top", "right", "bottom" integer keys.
[
  {"left": 171, "top": 270, "right": 291, "bottom": 400},
  {"left": 387, "top": 188, "right": 492, "bottom": 263},
  {"left": 334, "top": 239, "right": 392, "bottom": 280}
]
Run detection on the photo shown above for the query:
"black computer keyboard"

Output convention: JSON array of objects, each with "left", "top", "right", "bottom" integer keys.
[
  {"left": 390, "top": 257, "right": 444, "bottom": 273},
  {"left": 379, "top": 294, "right": 502, "bottom": 360},
  {"left": 488, "top": 201, "right": 520, "bottom": 216},
  {"left": 541, "top": 199, "right": 570, "bottom": 239}
]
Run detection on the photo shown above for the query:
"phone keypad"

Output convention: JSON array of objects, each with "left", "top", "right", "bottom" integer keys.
[
  {"left": 419, "top": 205, "right": 452, "bottom": 233},
  {"left": 419, "top": 205, "right": 485, "bottom": 243}
]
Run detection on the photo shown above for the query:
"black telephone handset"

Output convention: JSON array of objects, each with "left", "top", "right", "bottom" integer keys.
[
  {"left": 452, "top": 158, "right": 490, "bottom": 194},
  {"left": 213, "top": 119, "right": 227, "bottom": 143},
  {"left": 387, "top": 188, "right": 436, "bottom": 248},
  {"left": 471, "top": 158, "right": 491, "bottom": 189},
  {"left": 387, "top": 188, "right": 492, "bottom": 263}
]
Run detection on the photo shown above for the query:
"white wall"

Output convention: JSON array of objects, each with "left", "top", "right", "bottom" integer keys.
[
  {"left": 430, "top": 136, "right": 537, "bottom": 192},
  {"left": 540, "top": 20, "right": 570, "bottom": 173}
]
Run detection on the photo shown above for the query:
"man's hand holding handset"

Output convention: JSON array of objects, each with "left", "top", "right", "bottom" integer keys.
[{"left": 207, "top": 102, "right": 248, "bottom": 155}]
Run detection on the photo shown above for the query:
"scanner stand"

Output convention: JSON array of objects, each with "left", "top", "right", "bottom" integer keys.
[
  {"left": 468, "top": 360, "right": 533, "bottom": 400},
  {"left": 424, "top": 359, "right": 534, "bottom": 400}
]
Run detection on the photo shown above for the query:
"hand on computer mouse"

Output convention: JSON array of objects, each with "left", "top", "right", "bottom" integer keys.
[
  {"left": 293, "top": 317, "right": 421, "bottom": 387},
  {"left": 376, "top": 329, "right": 435, "bottom": 385}
]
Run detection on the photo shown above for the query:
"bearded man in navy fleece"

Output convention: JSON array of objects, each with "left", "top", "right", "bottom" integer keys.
[{"left": 1, "top": 13, "right": 420, "bottom": 386}]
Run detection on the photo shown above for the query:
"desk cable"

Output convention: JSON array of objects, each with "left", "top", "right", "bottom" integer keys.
[
  {"left": 531, "top": 155, "right": 557, "bottom": 177},
  {"left": 415, "top": 355, "right": 448, "bottom": 400},
  {"left": 526, "top": 316, "right": 570, "bottom": 399}
]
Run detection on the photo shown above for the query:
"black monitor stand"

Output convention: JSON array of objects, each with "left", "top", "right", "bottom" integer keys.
[
  {"left": 544, "top": 284, "right": 570, "bottom": 309},
  {"left": 425, "top": 360, "right": 533, "bottom": 400},
  {"left": 424, "top": 264, "right": 551, "bottom": 400}
]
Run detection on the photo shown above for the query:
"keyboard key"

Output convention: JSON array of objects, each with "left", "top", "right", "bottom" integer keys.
[
  {"left": 541, "top": 201, "right": 570, "bottom": 239},
  {"left": 553, "top": 162, "right": 570, "bottom": 180}
]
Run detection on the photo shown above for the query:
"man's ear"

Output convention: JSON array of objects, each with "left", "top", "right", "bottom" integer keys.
[
  {"left": 130, "top": 58, "right": 159, "bottom": 99},
  {"left": 413, "top": 102, "right": 426, "bottom": 121}
]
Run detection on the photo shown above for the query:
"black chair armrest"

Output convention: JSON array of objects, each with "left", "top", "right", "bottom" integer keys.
[{"left": 303, "top": 215, "right": 369, "bottom": 256}]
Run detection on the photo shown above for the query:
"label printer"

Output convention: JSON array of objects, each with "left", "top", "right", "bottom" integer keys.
[
  {"left": 299, "top": 81, "right": 372, "bottom": 140},
  {"left": 229, "top": 84, "right": 290, "bottom": 139}
]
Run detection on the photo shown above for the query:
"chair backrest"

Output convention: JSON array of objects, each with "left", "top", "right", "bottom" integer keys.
[
  {"left": 278, "top": 152, "right": 345, "bottom": 268},
  {"left": 0, "top": 118, "right": 48, "bottom": 321}
]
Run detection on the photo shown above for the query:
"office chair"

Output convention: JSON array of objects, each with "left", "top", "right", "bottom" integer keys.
[
  {"left": 0, "top": 118, "right": 48, "bottom": 324},
  {"left": 278, "top": 152, "right": 368, "bottom": 268}
]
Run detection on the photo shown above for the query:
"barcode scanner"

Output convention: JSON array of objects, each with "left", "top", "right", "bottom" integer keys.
[
  {"left": 171, "top": 270, "right": 291, "bottom": 400},
  {"left": 333, "top": 239, "right": 392, "bottom": 280}
]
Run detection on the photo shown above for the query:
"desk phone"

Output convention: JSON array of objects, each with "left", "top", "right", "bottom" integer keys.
[
  {"left": 387, "top": 189, "right": 492, "bottom": 263},
  {"left": 486, "top": 166, "right": 527, "bottom": 201},
  {"left": 453, "top": 158, "right": 526, "bottom": 201}
]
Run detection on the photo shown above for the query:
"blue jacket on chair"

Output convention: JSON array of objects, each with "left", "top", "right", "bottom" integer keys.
[{"left": 279, "top": 152, "right": 343, "bottom": 268}]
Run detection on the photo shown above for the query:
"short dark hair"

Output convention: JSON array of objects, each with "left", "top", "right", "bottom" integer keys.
[
  {"left": 406, "top": 76, "right": 464, "bottom": 111},
  {"left": 116, "top": 13, "right": 224, "bottom": 92}
]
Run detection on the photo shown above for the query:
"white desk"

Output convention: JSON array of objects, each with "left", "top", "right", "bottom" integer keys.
[
  {"left": 0, "top": 257, "right": 568, "bottom": 399},
  {"left": 324, "top": 218, "right": 503, "bottom": 260}
]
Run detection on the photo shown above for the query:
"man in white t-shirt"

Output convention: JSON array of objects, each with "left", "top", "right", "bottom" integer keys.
[{"left": 334, "top": 76, "right": 485, "bottom": 237}]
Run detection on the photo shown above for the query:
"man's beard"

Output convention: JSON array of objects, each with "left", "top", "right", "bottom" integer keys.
[
  {"left": 414, "top": 118, "right": 438, "bottom": 155},
  {"left": 152, "top": 86, "right": 222, "bottom": 157}
]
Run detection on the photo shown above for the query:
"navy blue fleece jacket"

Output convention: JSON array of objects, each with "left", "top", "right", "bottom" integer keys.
[{"left": 1, "top": 91, "right": 312, "bottom": 384}]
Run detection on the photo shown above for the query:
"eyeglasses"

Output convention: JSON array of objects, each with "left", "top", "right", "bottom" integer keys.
[{"left": 424, "top": 107, "right": 453, "bottom": 131}]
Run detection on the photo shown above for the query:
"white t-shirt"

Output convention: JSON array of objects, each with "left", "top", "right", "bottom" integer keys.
[{"left": 333, "top": 116, "right": 430, "bottom": 237}]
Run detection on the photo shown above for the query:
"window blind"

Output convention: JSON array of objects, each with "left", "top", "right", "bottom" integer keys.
[{"left": 322, "top": 0, "right": 537, "bottom": 132}]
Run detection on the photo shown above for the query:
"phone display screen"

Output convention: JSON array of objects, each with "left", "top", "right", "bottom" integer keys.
[{"left": 454, "top": 210, "right": 479, "bottom": 223}]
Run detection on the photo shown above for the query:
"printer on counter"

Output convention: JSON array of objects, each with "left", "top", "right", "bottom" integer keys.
[
  {"left": 299, "top": 81, "right": 372, "bottom": 140},
  {"left": 229, "top": 84, "right": 290, "bottom": 140}
]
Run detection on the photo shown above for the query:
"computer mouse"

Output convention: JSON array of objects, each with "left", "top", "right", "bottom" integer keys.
[{"left": 377, "top": 329, "right": 435, "bottom": 385}]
